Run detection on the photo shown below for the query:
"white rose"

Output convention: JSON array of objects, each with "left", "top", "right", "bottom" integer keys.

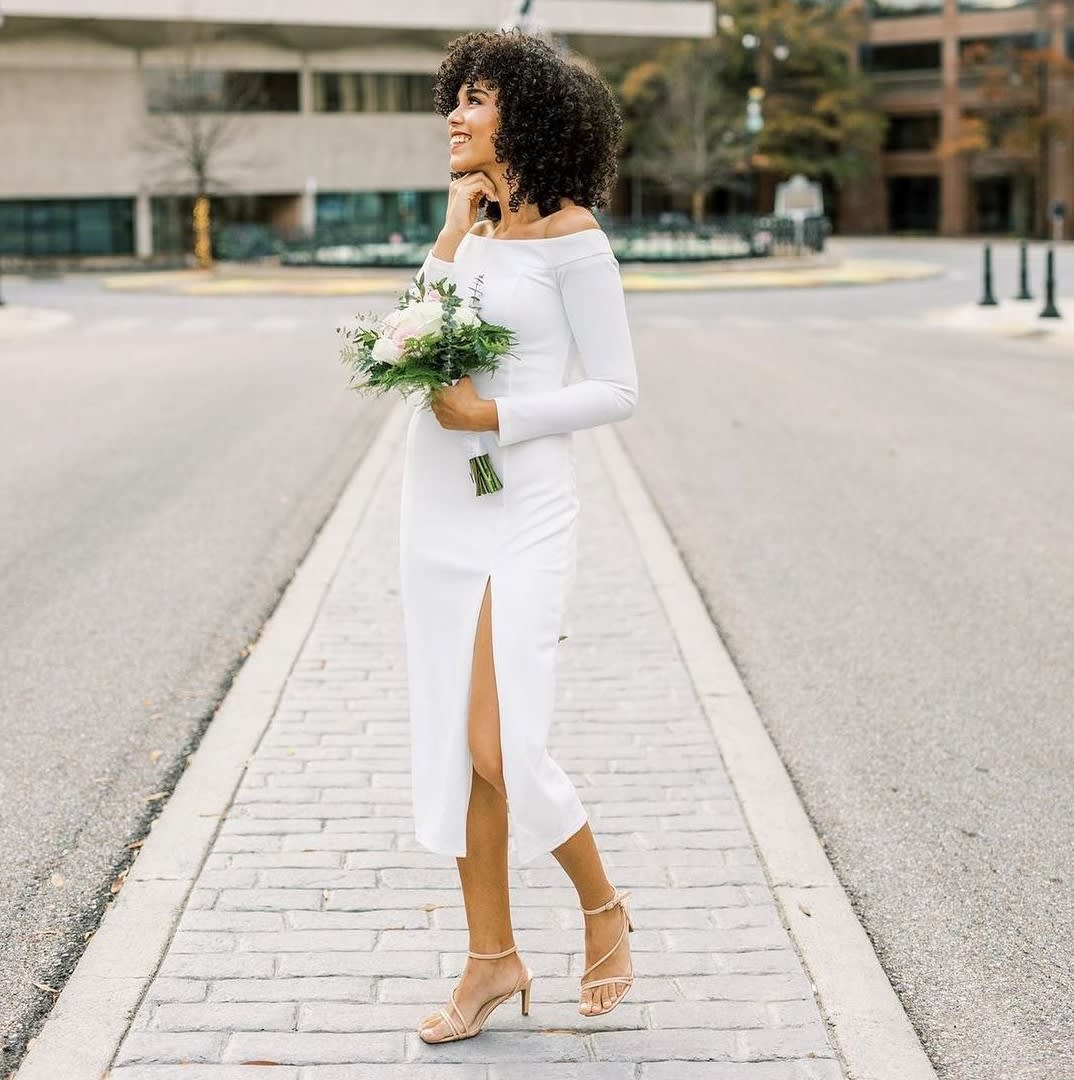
[
  {"left": 371, "top": 335, "right": 403, "bottom": 365},
  {"left": 395, "top": 300, "right": 444, "bottom": 339},
  {"left": 454, "top": 304, "right": 480, "bottom": 328}
]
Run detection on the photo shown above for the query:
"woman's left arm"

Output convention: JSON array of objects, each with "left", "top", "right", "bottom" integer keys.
[{"left": 490, "top": 251, "right": 638, "bottom": 447}]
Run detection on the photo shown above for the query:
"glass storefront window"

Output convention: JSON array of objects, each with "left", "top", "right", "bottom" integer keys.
[
  {"left": 317, "top": 192, "right": 384, "bottom": 226},
  {"left": 150, "top": 194, "right": 300, "bottom": 255},
  {"left": 315, "top": 190, "right": 448, "bottom": 241},
  {"left": 0, "top": 198, "right": 134, "bottom": 256}
]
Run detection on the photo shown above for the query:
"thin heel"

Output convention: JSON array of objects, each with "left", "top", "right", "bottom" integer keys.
[{"left": 520, "top": 979, "right": 532, "bottom": 1016}]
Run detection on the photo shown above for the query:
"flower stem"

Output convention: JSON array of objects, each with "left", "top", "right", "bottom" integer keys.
[{"left": 469, "top": 453, "right": 503, "bottom": 496}]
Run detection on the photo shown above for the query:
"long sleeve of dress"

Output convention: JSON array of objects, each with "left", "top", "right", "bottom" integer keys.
[
  {"left": 492, "top": 250, "right": 638, "bottom": 447},
  {"left": 416, "top": 247, "right": 458, "bottom": 291}
]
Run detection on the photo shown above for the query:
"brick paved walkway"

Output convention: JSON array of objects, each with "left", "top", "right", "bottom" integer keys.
[{"left": 107, "top": 415, "right": 844, "bottom": 1080}]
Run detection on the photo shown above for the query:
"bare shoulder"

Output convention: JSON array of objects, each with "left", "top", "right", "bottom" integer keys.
[
  {"left": 541, "top": 205, "right": 601, "bottom": 239},
  {"left": 468, "top": 219, "right": 496, "bottom": 237}
]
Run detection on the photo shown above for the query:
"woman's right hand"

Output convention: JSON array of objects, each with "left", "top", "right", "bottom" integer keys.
[{"left": 443, "top": 171, "right": 498, "bottom": 238}]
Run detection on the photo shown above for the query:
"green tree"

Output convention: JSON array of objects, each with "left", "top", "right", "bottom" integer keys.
[
  {"left": 733, "top": 0, "right": 884, "bottom": 184},
  {"left": 617, "top": 41, "right": 750, "bottom": 223},
  {"left": 616, "top": 0, "right": 885, "bottom": 219}
]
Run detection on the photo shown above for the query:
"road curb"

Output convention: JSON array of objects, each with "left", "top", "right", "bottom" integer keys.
[
  {"left": 93, "top": 257, "right": 944, "bottom": 297},
  {"left": 594, "top": 423, "right": 939, "bottom": 1080},
  {"left": 13, "top": 404, "right": 408, "bottom": 1080}
]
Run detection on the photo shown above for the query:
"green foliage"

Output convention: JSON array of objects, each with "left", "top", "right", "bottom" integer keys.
[
  {"left": 614, "top": 0, "right": 886, "bottom": 204},
  {"left": 337, "top": 271, "right": 519, "bottom": 410},
  {"left": 940, "top": 42, "right": 1074, "bottom": 168},
  {"left": 617, "top": 40, "right": 748, "bottom": 201}
]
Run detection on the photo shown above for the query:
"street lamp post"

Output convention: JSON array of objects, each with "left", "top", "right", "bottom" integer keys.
[
  {"left": 503, "top": 0, "right": 534, "bottom": 29},
  {"left": 745, "top": 85, "right": 765, "bottom": 215},
  {"left": 740, "top": 30, "right": 788, "bottom": 216}
]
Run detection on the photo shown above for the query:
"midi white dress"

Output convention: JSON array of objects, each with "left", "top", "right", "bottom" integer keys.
[{"left": 398, "top": 226, "right": 638, "bottom": 866}]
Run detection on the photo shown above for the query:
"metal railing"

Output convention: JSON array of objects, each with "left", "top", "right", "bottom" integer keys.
[
  {"left": 870, "top": 70, "right": 944, "bottom": 94},
  {"left": 213, "top": 213, "right": 830, "bottom": 266}
]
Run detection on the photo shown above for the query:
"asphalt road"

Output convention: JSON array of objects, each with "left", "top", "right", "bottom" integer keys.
[
  {"left": 1, "top": 238, "right": 1071, "bottom": 1078},
  {"left": 617, "top": 238, "right": 1074, "bottom": 1079},
  {"left": 0, "top": 283, "right": 393, "bottom": 1072}
]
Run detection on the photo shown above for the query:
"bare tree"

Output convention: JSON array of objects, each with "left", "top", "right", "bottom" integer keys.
[{"left": 134, "top": 20, "right": 265, "bottom": 267}]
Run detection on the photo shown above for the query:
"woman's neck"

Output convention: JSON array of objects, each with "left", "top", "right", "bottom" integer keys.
[{"left": 486, "top": 171, "right": 546, "bottom": 233}]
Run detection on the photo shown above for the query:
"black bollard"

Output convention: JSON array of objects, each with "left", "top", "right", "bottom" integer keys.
[
  {"left": 978, "top": 244, "right": 997, "bottom": 306},
  {"left": 1015, "top": 239, "right": 1033, "bottom": 300},
  {"left": 1039, "top": 246, "right": 1061, "bottom": 319}
]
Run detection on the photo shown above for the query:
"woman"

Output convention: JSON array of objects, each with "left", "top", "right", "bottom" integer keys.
[{"left": 398, "top": 28, "right": 639, "bottom": 1044}]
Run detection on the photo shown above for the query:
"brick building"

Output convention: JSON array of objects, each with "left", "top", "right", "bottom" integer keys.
[{"left": 845, "top": 0, "right": 1073, "bottom": 236}]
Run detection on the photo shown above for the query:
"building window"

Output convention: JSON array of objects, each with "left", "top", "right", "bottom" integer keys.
[
  {"left": 974, "top": 176, "right": 1033, "bottom": 234},
  {"left": 884, "top": 114, "right": 941, "bottom": 151},
  {"left": 868, "top": 0, "right": 942, "bottom": 18},
  {"left": 146, "top": 70, "right": 300, "bottom": 112},
  {"left": 315, "top": 190, "right": 448, "bottom": 239},
  {"left": 312, "top": 72, "right": 435, "bottom": 112},
  {"left": 0, "top": 198, "right": 134, "bottom": 256},
  {"left": 959, "top": 36, "right": 1043, "bottom": 100},
  {"left": 887, "top": 176, "right": 940, "bottom": 232},
  {"left": 866, "top": 42, "right": 942, "bottom": 72},
  {"left": 150, "top": 194, "right": 300, "bottom": 255},
  {"left": 959, "top": 34, "right": 1038, "bottom": 66}
]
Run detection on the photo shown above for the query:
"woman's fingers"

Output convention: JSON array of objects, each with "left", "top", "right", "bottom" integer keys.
[
  {"left": 446, "top": 173, "right": 494, "bottom": 233},
  {"left": 429, "top": 378, "right": 474, "bottom": 430},
  {"left": 444, "top": 172, "right": 495, "bottom": 235},
  {"left": 458, "top": 171, "right": 496, "bottom": 202}
]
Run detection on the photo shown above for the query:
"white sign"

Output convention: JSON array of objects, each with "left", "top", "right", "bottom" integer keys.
[{"left": 775, "top": 174, "right": 823, "bottom": 219}]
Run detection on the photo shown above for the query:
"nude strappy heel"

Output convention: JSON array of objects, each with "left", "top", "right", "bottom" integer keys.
[
  {"left": 418, "top": 943, "right": 534, "bottom": 1043},
  {"left": 579, "top": 887, "right": 635, "bottom": 1016}
]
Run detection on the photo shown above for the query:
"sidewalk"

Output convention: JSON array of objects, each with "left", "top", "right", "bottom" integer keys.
[
  {"left": 15, "top": 405, "right": 936, "bottom": 1080},
  {"left": 925, "top": 295, "right": 1074, "bottom": 348}
]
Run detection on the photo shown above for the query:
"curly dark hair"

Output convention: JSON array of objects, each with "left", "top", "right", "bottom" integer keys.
[{"left": 431, "top": 28, "right": 624, "bottom": 221}]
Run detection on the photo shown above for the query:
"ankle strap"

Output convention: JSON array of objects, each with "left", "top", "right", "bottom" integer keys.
[
  {"left": 467, "top": 944, "right": 518, "bottom": 959},
  {"left": 581, "top": 888, "right": 631, "bottom": 916}
]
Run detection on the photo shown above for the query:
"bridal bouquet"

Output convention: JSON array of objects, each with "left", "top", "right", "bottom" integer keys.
[{"left": 338, "top": 270, "right": 518, "bottom": 495}]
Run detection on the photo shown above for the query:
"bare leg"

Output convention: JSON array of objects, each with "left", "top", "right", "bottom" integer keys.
[
  {"left": 419, "top": 579, "right": 526, "bottom": 1040},
  {"left": 553, "top": 822, "right": 634, "bottom": 1014}
]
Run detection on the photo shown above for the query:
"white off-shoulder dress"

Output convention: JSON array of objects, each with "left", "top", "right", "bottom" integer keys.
[{"left": 398, "top": 226, "right": 638, "bottom": 866}]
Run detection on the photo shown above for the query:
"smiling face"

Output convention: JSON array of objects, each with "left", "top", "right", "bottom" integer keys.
[{"left": 447, "top": 79, "right": 499, "bottom": 172}]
